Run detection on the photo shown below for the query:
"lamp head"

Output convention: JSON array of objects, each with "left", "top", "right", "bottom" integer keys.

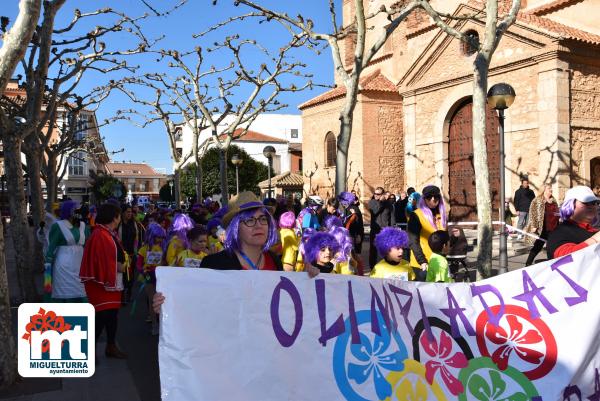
[
  {"left": 487, "top": 83, "right": 516, "bottom": 110},
  {"left": 262, "top": 145, "right": 276, "bottom": 159}
]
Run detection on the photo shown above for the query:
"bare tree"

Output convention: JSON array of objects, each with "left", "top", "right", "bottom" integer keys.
[
  {"left": 118, "top": 24, "right": 313, "bottom": 205},
  {"left": 0, "top": 0, "right": 41, "bottom": 389},
  {"left": 228, "top": 0, "right": 424, "bottom": 195},
  {"left": 420, "top": 0, "right": 521, "bottom": 277},
  {"left": 0, "top": 2, "right": 157, "bottom": 302}
]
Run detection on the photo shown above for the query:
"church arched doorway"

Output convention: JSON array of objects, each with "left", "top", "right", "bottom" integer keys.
[{"left": 448, "top": 100, "right": 500, "bottom": 222}]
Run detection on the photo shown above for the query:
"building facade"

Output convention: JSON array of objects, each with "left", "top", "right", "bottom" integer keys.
[
  {"left": 300, "top": 0, "right": 600, "bottom": 220},
  {"left": 175, "top": 113, "right": 302, "bottom": 175},
  {"left": 106, "top": 162, "right": 168, "bottom": 201}
]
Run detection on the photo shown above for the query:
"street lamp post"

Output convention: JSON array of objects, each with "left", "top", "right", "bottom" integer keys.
[
  {"left": 231, "top": 154, "right": 243, "bottom": 195},
  {"left": 487, "top": 83, "right": 516, "bottom": 275},
  {"left": 262, "top": 146, "right": 276, "bottom": 199},
  {"left": 169, "top": 180, "right": 174, "bottom": 202}
]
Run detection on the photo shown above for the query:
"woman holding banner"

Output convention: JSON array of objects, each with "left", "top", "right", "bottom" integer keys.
[
  {"left": 153, "top": 192, "right": 283, "bottom": 312},
  {"left": 547, "top": 186, "right": 600, "bottom": 259}
]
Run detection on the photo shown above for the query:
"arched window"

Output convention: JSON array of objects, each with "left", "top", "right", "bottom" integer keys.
[
  {"left": 461, "top": 30, "right": 479, "bottom": 56},
  {"left": 325, "top": 132, "right": 336, "bottom": 167}
]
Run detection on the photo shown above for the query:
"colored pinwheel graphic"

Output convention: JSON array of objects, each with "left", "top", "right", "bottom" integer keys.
[
  {"left": 412, "top": 317, "right": 474, "bottom": 396},
  {"left": 385, "top": 359, "right": 448, "bottom": 401},
  {"left": 458, "top": 357, "right": 539, "bottom": 401},
  {"left": 476, "top": 305, "right": 557, "bottom": 381},
  {"left": 333, "top": 310, "right": 408, "bottom": 401}
]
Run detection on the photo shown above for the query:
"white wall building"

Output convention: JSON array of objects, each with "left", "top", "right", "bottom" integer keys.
[
  {"left": 175, "top": 113, "right": 302, "bottom": 174},
  {"left": 56, "top": 110, "right": 109, "bottom": 203}
]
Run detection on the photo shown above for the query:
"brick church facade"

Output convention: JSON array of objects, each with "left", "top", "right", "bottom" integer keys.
[{"left": 300, "top": 0, "right": 600, "bottom": 220}]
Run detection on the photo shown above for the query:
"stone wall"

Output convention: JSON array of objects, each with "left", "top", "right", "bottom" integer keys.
[{"left": 570, "top": 62, "right": 600, "bottom": 187}]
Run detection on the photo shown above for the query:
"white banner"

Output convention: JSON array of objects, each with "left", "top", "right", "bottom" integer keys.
[{"left": 157, "top": 244, "right": 600, "bottom": 401}]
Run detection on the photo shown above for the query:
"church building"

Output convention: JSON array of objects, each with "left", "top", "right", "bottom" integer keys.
[{"left": 300, "top": 0, "right": 600, "bottom": 220}]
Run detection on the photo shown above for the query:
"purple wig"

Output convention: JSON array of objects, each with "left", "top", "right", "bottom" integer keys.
[
  {"left": 324, "top": 215, "right": 343, "bottom": 230},
  {"left": 416, "top": 188, "right": 447, "bottom": 229},
  {"left": 279, "top": 211, "right": 296, "bottom": 229},
  {"left": 374, "top": 227, "right": 409, "bottom": 256},
  {"left": 59, "top": 200, "right": 79, "bottom": 220},
  {"left": 329, "top": 226, "right": 353, "bottom": 263},
  {"left": 301, "top": 232, "right": 341, "bottom": 265},
  {"left": 337, "top": 191, "right": 356, "bottom": 207},
  {"left": 224, "top": 207, "right": 278, "bottom": 253},
  {"left": 145, "top": 222, "right": 167, "bottom": 252},
  {"left": 207, "top": 218, "right": 222, "bottom": 233},
  {"left": 213, "top": 206, "right": 229, "bottom": 220},
  {"left": 168, "top": 213, "right": 194, "bottom": 248},
  {"left": 560, "top": 198, "right": 576, "bottom": 222}
]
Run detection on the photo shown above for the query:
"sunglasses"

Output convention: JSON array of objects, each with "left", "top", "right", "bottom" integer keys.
[
  {"left": 242, "top": 215, "right": 269, "bottom": 227},
  {"left": 374, "top": 192, "right": 383, "bottom": 196},
  {"left": 427, "top": 195, "right": 441, "bottom": 201},
  {"left": 581, "top": 200, "right": 600, "bottom": 207}
]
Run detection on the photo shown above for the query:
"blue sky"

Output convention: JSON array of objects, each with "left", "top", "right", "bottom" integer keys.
[{"left": 5, "top": 0, "right": 337, "bottom": 173}]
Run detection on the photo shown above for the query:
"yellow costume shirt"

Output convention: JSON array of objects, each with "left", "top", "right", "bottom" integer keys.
[
  {"left": 176, "top": 249, "right": 207, "bottom": 268},
  {"left": 370, "top": 259, "right": 415, "bottom": 281}
]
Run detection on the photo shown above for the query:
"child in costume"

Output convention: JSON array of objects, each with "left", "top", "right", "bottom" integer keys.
[
  {"left": 279, "top": 211, "right": 301, "bottom": 272},
  {"left": 323, "top": 215, "right": 358, "bottom": 275},
  {"left": 425, "top": 230, "right": 451, "bottom": 283},
  {"left": 370, "top": 227, "right": 415, "bottom": 281},
  {"left": 137, "top": 223, "right": 166, "bottom": 335},
  {"left": 175, "top": 226, "right": 208, "bottom": 268},
  {"left": 207, "top": 218, "right": 224, "bottom": 254},
  {"left": 166, "top": 213, "right": 194, "bottom": 265},
  {"left": 300, "top": 231, "right": 341, "bottom": 273}
]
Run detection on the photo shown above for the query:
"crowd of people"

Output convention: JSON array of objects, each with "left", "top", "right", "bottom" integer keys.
[{"left": 38, "top": 182, "right": 600, "bottom": 359}]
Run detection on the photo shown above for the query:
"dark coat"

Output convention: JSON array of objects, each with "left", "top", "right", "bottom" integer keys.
[
  {"left": 514, "top": 186, "right": 536, "bottom": 212},
  {"left": 200, "top": 250, "right": 283, "bottom": 271},
  {"left": 368, "top": 199, "right": 394, "bottom": 233}
]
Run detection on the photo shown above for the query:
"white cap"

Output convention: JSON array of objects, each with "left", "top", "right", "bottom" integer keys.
[
  {"left": 564, "top": 186, "right": 599, "bottom": 203},
  {"left": 308, "top": 195, "right": 324, "bottom": 206}
]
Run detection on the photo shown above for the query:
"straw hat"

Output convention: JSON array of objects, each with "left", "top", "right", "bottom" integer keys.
[{"left": 222, "top": 191, "right": 272, "bottom": 228}]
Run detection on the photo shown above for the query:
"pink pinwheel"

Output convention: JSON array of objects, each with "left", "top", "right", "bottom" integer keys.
[
  {"left": 485, "top": 314, "right": 544, "bottom": 371},
  {"left": 420, "top": 330, "right": 468, "bottom": 395}
]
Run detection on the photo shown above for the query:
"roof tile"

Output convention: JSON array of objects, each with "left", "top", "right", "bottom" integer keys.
[
  {"left": 220, "top": 128, "right": 288, "bottom": 144},
  {"left": 299, "top": 70, "right": 397, "bottom": 110}
]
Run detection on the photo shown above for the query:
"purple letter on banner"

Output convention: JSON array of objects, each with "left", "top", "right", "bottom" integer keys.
[
  {"left": 370, "top": 284, "right": 396, "bottom": 336},
  {"left": 270, "top": 277, "right": 303, "bottom": 347},
  {"left": 315, "top": 279, "right": 346, "bottom": 346},
  {"left": 513, "top": 270, "right": 558, "bottom": 320},
  {"left": 417, "top": 288, "right": 434, "bottom": 341},
  {"left": 471, "top": 284, "right": 505, "bottom": 327},
  {"left": 551, "top": 255, "right": 588, "bottom": 306},
  {"left": 562, "top": 385, "right": 582, "bottom": 400},
  {"left": 348, "top": 281, "right": 360, "bottom": 345},
  {"left": 388, "top": 284, "right": 415, "bottom": 337},
  {"left": 440, "top": 287, "right": 475, "bottom": 338}
]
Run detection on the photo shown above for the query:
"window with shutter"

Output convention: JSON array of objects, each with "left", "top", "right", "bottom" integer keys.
[{"left": 325, "top": 132, "right": 336, "bottom": 167}]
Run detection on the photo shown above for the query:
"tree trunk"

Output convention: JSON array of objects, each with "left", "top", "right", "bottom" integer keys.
[
  {"left": 196, "top": 161, "right": 203, "bottom": 203},
  {"left": 472, "top": 57, "right": 493, "bottom": 278},
  {"left": 219, "top": 147, "right": 229, "bottom": 206},
  {"left": 3, "top": 135, "right": 36, "bottom": 302},
  {"left": 0, "top": 216, "right": 17, "bottom": 389},
  {"left": 0, "top": 0, "right": 41, "bottom": 94},
  {"left": 335, "top": 80, "right": 359, "bottom": 195},
  {"left": 173, "top": 168, "right": 181, "bottom": 207},
  {"left": 45, "top": 154, "right": 58, "bottom": 209},
  {"left": 25, "top": 143, "right": 44, "bottom": 277}
]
